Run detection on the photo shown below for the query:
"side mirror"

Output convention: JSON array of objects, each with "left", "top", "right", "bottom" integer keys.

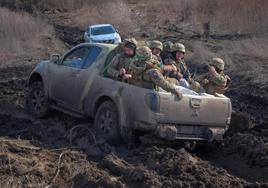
[{"left": 50, "top": 54, "right": 60, "bottom": 64}]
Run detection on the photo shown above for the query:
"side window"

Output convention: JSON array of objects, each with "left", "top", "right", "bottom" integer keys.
[
  {"left": 62, "top": 47, "right": 90, "bottom": 68},
  {"left": 83, "top": 46, "right": 102, "bottom": 69}
]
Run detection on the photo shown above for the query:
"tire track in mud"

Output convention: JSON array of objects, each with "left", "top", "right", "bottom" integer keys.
[
  {"left": 1, "top": 66, "right": 268, "bottom": 186},
  {"left": 0, "top": 24, "right": 267, "bottom": 187},
  {"left": 0, "top": 107, "right": 268, "bottom": 187}
]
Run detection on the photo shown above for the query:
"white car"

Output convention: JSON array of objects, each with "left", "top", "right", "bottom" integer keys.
[{"left": 84, "top": 24, "right": 121, "bottom": 44}]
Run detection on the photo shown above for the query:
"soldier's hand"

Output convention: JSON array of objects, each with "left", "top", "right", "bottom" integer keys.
[
  {"left": 165, "top": 59, "right": 176, "bottom": 65},
  {"left": 201, "top": 79, "right": 209, "bottom": 85},
  {"left": 171, "top": 64, "right": 177, "bottom": 72},
  {"left": 146, "top": 63, "right": 154, "bottom": 69},
  {"left": 119, "top": 68, "right": 126, "bottom": 76},
  {"left": 209, "top": 66, "right": 216, "bottom": 72},
  {"left": 175, "top": 89, "right": 183, "bottom": 100},
  {"left": 123, "top": 74, "right": 132, "bottom": 80}
]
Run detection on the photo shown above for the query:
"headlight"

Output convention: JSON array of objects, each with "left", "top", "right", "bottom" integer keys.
[
  {"left": 90, "top": 38, "right": 97, "bottom": 43},
  {"left": 114, "top": 35, "right": 121, "bottom": 43}
]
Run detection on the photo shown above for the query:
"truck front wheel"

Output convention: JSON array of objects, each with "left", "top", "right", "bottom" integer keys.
[{"left": 26, "top": 81, "right": 49, "bottom": 118}]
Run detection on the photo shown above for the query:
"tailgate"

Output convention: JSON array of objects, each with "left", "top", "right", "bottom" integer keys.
[{"left": 158, "top": 92, "right": 232, "bottom": 127}]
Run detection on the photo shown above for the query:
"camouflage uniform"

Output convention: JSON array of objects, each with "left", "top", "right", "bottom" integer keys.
[
  {"left": 161, "top": 41, "right": 174, "bottom": 62},
  {"left": 163, "top": 43, "right": 187, "bottom": 80},
  {"left": 107, "top": 38, "right": 137, "bottom": 79},
  {"left": 164, "top": 43, "right": 202, "bottom": 92},
  {"left": 129, "top": 46, "right": 182, "bottom": 98},
  {"left": 202, "top": 58, "right": 231, "bottom": 95},
  {"left": 148, "top": 40, "right": 178, "bottom": 84},
  {"left": 149, "top": 40, "right": 163, "bottom": 63}
]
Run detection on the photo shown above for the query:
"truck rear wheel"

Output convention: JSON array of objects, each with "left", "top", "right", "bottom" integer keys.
[
  {"left": 26, "top": 81, "right": 49, "bottom": 118},
  {"left": 94, "top": 101, "right": 121, "bottom": 144}
]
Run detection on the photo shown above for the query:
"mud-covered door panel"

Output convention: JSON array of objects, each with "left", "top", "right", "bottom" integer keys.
[
  {"left": 118, "top": 83, "right": 158, "bottom": 125},
  {"left": 48, "top": 47, "right": 90, "bottom": 107},
  {"left": 72, "top": 45, "right": 103, "bottom": 110}
]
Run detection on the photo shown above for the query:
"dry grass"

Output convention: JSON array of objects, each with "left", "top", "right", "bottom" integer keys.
[
  {"left": 16, "top": 0, "right": 121, "bottom": 11},
  {"left": 0, "top": 7, "right": 52, "bottom": 59},
  {"left": 71, "top": 0, "right": 135, "bottom": 35},
  {"left": 0, "top": 7, "right": 67, "bottom": 66},
  {"left": 6, "top": 0, "right": 268, "bottom": 36},
  {"left": 133, "top": 0, "right": 268, "bottom": 35}
]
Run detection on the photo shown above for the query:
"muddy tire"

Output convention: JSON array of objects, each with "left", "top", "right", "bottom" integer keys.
[
  {"left": 94, "top": 101, "right": 121, "bottom": 144},
  {"left": 26, "top": 81, "right": 49, "bottom": 118}
]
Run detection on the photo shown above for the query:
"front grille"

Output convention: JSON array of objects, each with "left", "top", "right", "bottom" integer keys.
[{"left": 102, "top": 39, "right": 114, "bottom": 44}]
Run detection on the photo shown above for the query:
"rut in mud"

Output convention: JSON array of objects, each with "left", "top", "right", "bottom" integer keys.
[
  {"left": 0, "top": 28, "right": 268, "bottom": 187},
  {"left": 0, "top": 109, "right": 268, "bottom": 187},
  {"left": 0, "top": 5, "right": 268, "bottom": 186}
]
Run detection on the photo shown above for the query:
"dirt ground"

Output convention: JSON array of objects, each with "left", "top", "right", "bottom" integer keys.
[
  {"left": 0, "top": 2, "right": 268, "bottom": 187},
  {"left": 0, "top": 44, "right": 267, "bottom": 188}
]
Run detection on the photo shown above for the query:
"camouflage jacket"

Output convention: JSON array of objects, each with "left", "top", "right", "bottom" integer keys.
[
  {"left": 128, "top": 58, "right": 177, "bottom": 94},
  {"left": 208, "top": 67, "right": 228, "bottom": 86},
  {"left": 163, "top": 58, "right": 191, "bottom": 81},
  {"left": 153, "top": 54, "right": 163, "bottom": 64},
  {"left": 202, "top": 67, "right": 230, "bottom": 94},
  {"left": 107, "top": 53, "right": 133, "bottom": 79}
]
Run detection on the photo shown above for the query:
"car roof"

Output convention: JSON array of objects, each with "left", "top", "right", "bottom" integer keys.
[
  {"left": 74, "top": 42, "right": 118, "bottom": 50},
  {"left": 89, "top": 24, "right": 113, "bottom": 28}
]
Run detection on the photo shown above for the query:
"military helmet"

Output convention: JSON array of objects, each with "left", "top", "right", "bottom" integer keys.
[
  {"left": 211, "top": 57, "right": 225, "bottom": 71},
  {"left": 172, "top": 42, "right": 186, "bottom": 53},
  {"left": 163, "top": 41, "right": 174, "bottom": 52},
  {"left": 136, "top": 46, "right": 152, "bottom": 62},
  {"left": 123, "top": 38, "right": 138, "bottom": 49},
  {"left": 149, "top": 40, "right": 163, "bottom": 51}
]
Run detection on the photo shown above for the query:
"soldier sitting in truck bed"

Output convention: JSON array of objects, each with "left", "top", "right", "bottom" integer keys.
[
  {"left": 128, "top": 46, "right": 183, "bottom": 99},
  {"left": 106, "top": 38, "right": 138, "bottom": 81}
]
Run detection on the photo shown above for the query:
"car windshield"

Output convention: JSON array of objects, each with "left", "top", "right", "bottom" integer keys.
[{"left": 91, "top": 26, "right": 115, "bottom": 36}]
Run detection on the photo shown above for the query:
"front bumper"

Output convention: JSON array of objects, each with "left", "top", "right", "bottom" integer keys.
[{"left": 91, "top": 39, "right": 116, "bottom": 44}]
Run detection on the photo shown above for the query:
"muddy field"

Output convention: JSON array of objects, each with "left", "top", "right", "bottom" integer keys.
[
  {"left": 1, "top": 2, "right": 268, "bottom": 187},
  {"left": 0, "top": 49, "right": 268, "bottom": 188}
]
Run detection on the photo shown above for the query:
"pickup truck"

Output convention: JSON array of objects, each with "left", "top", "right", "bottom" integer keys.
[{"left": 26, "top": 43, "right": 232, "bottom": 144}]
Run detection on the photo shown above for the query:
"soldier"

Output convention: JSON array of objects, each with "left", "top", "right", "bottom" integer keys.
[
  {"left": 149, "top": 40, "right": 163, "bottom": 63},
  {"left": 164, "top": 42, "right": 202, "bottom": 92},
  {"left": 106, "top": 38, "right": 138, "bottom": 80},
  {"left": 201, "top": 57, "right": 231, "bottom": 95},
  {"left": 148, "top": 40, "right": 177, "bottom": 84},
  {"left": 128, "top": 46, "right": 183, "bottom": 99},
  {"left": 161, "top": 40, "right": 174, "bottom": 62}
]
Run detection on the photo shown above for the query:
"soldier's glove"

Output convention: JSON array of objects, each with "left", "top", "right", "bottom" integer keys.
[
  {"left": 119, "top": 68, "right": 126, "bottom": 76},
  {"left": 171, "top": 64, "right": 177, "bottom": 72},
  {"left": 164, "top": 59, "right": 176, "bottom": 65},
  {"left": 175, "top": 89, "right": 183, "bottom": 100},
  {"left": 122, "top": 74, "right": 132, "bottom": 80}
]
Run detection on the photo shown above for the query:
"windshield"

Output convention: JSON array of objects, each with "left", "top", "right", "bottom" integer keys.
[{"left": 91, "top": 26, "right": 115, "bottom": 36}]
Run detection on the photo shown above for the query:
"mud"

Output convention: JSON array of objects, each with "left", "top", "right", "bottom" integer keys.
[
  {"left": 54, "top": 24, "right": 84, "bottom": 46},
  {"left": 0, "top": 99, "right": 268, "bottom": 187},
  {"left": 0, "top": 37, "right": 267, "bottom": 188},
  {"left": 1, "top": 2, "right": 268, "bottom": 187}
]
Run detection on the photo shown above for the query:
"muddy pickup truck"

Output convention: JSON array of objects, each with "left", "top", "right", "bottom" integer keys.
[{"left": 26, "top": 43, "right": 232, "bottom": 144}]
